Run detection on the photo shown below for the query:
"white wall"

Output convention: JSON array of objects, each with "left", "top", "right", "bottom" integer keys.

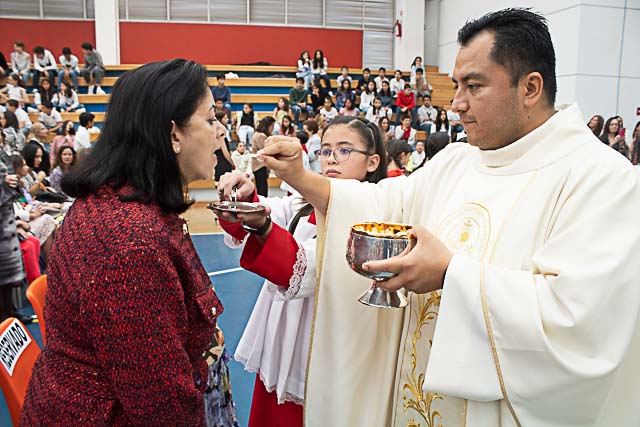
[
  {"left": 393, "top": 0, "right": 425, "bottom": 70},
  {"left": 436, "top": 1, "right": 640, "bottom": 133},
  {"left": 94, "top": 0, "right": 120, "bottom": 65}
]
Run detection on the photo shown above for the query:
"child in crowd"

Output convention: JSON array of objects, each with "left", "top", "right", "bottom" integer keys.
[
  {"left": 10, "top": 41, "right": 31, "bottom": 86},
  {"left": 278, "top": 115, "right": 297, "bottom": 137},
  {"left": 339, "top": 98, "right": 359, "bottom": 117},
  {"left": 390, "top": 69, "right": 405, "bottom": 98},
  {"left": 378, "top": 116, "right": 394, "bottom": 143},
  {"left": 214, "top": 111, "right": 235, "bottom": 182},
  {"left": 447, "top": 100, "right": 463, "bottom": 142},
  {"left": 365, "top": 97, "right": 390, "bottom": 124},
  {"left": 81, "top": 42, "right": 105, "bottom": 95},
  {"left": 335, "top": 78, "right": 355, "bottom": 111},
  {"left": 309, "top": 82, "right": 325, "bottom": 114},
  {"left": 411, "top": 67, "right": 432, "bottom": 97},
  {"left": 0, "top": 73, "right": 29, "bottom": 108},
  {"left": 394, "top": 114, "right": 416, "bottom": 146},
  {"left": 53, "top": 81, "right": 85, "bottom": 113},
  {"left": 216, "top": 116, "right": 388, "bottom": 427},
  {"left": 236, "top": 103, "right": 258, "bottom": 148},
  {"left": 357, "top": 68, "right": 372, "bottom": 95},
  {"left": 32, "top": 46, "right": 57, "bottom": 91},
  {"left": 387, "top": 139, "right": 412, "bottom": 177},
  {"left": 311, "top": 49, "right": 332, "bottom": 95},
  {"left": 214, "top": 98, "right": 232, "bottom": 122},
  {"left": 231, "top": 141, "right": 253, "bottom": 178},
  {"left": 289, "top": 77, "right": 312, "bottom": 126},
  {"left": 359, "top": 81, "right": 377, "bottom": 112},
  {"left": 212, "top": 74, "right": 232, "bottom": 111},
  {"left": 395, "top": 84, "right": 415, "bottom": 124},
  {"left": 5, "top": 100, "right": 31, "bottom": 136},
  {"left": 303, "top": 119, "right": 321, "bottom": 174},
  {"left": 32, "top": 78, "right": 56, "bottom": 111},
  {"left": 374, "top": 67, "right": 389, "bottom": 91},
  {"left": 296, "top": 51, "right": 313, "bottom": 91},
  {"left": 417, "top": 94, "right": 437, "bottom": 134},
  {"left": 336, "top": 66, "right": 352, "bottom": 85},
  {"left": 1, "top": 110, "right": 26, "bottom": 155},
  {"left": 430, "top": 108, "right": 451, "bottom": 137},
  {"left": 251, "top": 117, "right": 276, "bottom": 196},
  {"left": 58, "top": 47, "right": 80, "bottom": 89},
  {"left": 377, "top": 80, "right": 394, "bottom": 108},
  {"left": 319, "top": 97, "right": 338, "bottom": 123},
  {"left": 407, "top": 140, "right": 426, "bottom": 172},
  {"left": 273, "top": 97, "right": 293, "bottom": 134},
  {"left": 39, "top": 101, "right": 63, "bottom": 133},
  {"left": 74, "top": 112, "right": 100, "bottom": 152},
  {"left": 410, "top": 56, "right": 423, "bottom": 78},
  {"left": 315, "top": 112, "right": 327, "bottom": 138},
  {"left": 25, "top": 123, "right": 51, "bottom": 175}
]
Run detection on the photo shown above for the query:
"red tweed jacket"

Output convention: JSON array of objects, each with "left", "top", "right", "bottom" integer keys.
[{"left": 21, "top": 186, "right": 223, "bottom": 426}]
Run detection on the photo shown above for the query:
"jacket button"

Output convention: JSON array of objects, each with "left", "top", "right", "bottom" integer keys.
[{"left": 211, "top": 307, "right": 216, "bottom": 316}]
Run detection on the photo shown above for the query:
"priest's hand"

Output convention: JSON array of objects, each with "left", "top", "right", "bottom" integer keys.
[
  {"left": 217, "top": 172, "right": 255, "bottom": 202},
  {"left": 258, "top": 136, "right": 306, "bottom": 184},
  {"left": 363, "top": 225, "right": 453, "bottom": 294}
]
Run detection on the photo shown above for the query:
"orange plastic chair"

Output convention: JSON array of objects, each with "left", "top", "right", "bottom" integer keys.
[
  {"left": 26, "top": 275, "right": 47, "bottom": 344},
  {"left": 0, "top": 317, "right": 41, "bottom": 426}
]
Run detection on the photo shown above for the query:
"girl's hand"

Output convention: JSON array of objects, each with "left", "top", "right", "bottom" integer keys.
[
  {"left": 4, "top": 174, "right": 18, "bottom": 188},
  {"left": 36, "top": 171, "right": 46, "bottom": 182},
  {"left": 217, "top": 172, "right": 255, "bottom": 202}
]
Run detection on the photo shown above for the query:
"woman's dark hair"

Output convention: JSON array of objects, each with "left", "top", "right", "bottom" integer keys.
[
  {"left": 371, "top": 97, "right": 382, "bottom": 114},
  {"left": 214, "top": 111, "right": 228, "bottom": 122},
  {"left": 426, "top": 132, "right": 451, "bottom": 159},
  {"left": 600, "top": 116, "right": 619, "bottom": 142},
  {"left": 81, "top": 42, "right": 93, "bottom": 50},
  {"left": 387, "top": 140, "right": 412, "bottom": 169},
  {"left": 299, "top": 50, "right": 310, "bottom": 62},
  {"left": 243, "top": 103, "right": 254, "bottom": 115},
  {"left": 457, "top": 8, "right": 556, "bottom": 106},
  {"left": 588, "top": 115, "right": 604, "bottom": 137},
  {"left": 62, "top": 58, "right": 209, "bottom": 214},
  {"left": 2, "top": 110, "right": 20, "bottom": 131},
  {"left": 38, "top": 79, "right": 56, "bottom": 101},
  {"left": 435, "top": 108, "right": 449, "bottom": 131},
  {"left": 378, "top": 116, "right": 390, "bottom": 131},
  {"left": 313, "top": 49, "right": 325, "bottom": 70},
  {"left": 338, "top": 79, "right": 352, "bottom": 94},
  {"left": 59, "top": 81, "right": 72, "bottom": 98},
  {"left": 21, "top": 143, "right": 42, "bottom": 169},
  {"left": 321, "top": 116, "right": 387, "bottom": 183},
  {"left": 280, "top": 115, "right": 295, "bottom": 136},
  {"left": 303, "top": 119, "right": 318, "bottom": 135},
  {"left": 62, "top": 47, "right": 71, "bottom": 55},
  {"left": 10, "top": 155, "right": 24, "bottom": 182},
  {"left": 256, "top": 116, "right": 276, "bottom": 135},
  {"left": 344, "top": 98, "right": 355, "bottom": 110},
  {"left": 61, "top": 120, "right": 76, "bottom": 136},
  {"left": 277, "top": 97, "right": 290, "bottom": 111},
  {"left": 379, "top": 82, "right": 392, "bottom": 98},
  {"left": 54, "top": 145, "right": 76, "bottom": 171},
  {"left": 296, "top": 130, "right": 309, "bottom": 145},
  {"left": 411, "top": 56, "right": 422, "bottom": 67}
]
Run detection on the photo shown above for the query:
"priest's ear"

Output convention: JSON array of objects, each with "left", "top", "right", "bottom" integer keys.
[
  {"left": 366, "top": 153, "right": 381, "bottom": 173},
  {"left": 521, "top": 71, "right": 545, "bottom": 110}
]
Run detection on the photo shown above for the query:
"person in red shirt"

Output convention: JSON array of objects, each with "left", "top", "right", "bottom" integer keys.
[{"left": 395, "top": 83, "right": 416, "bottom": 125}]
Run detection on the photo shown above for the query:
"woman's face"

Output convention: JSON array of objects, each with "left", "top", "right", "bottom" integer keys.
[
  {"left": 609, "top": 120, "right": 619, "bottom": 134},
  {"left": 320, "top": 125, "right": 379, "bottom": 181},
  {"left": 61, "top": 82, "right": 69, "bottom": 92},
  {"left": 8, "top": 76, "right": 18, "bottom": 86},
  {"left": 382, "top": 81, "right": 390, "bottom": 91},
  {"left": 42, "top": 80, "right": 50, "bottom": 90},
  {"left": 236, "top": 142, "right": 246, "bottom": 153},
  {"left": 415, "top": 57, "right": 422, "bottom": 65},
  {"left": 380, "top": 118, "right": 389, "bottom": 130},
  {"left": 0, "top": 113, "right": 6, "bottom": 128},
  {"left": 282, "top": 117, "right": 291, "bottom": 128},
  {"left": 60, "top": 148, "right": 74, "bottom": 165},
  {"left": 399, "top": 152, "right": 409, "bottom": 166},
  {"left": 18, "top": 160, "right": 28, "bottom": 177},
  {"left": 373, "top": 99, "right": 382, "bottom": 109},
  {"left": 302, "top": 51, "right": 309, "bottom": 60},
  {"left": 440, "top": 110, "right": 447, "bottom": 121},
  {"left": 173, "top": 89, "right": 226, "bottom": 183},
  {"left": 34, "top": 149, "right": 43, "bottom": 168},
  {"left": 315, "top": 50, "right": 322, "bottom": 60},
  {"left": 324, "top": 99, "right": 332, "bottom": 109},
  {"left": 243, "top": 104, "right": 251, "bottom": 114},
  {"left": 221, "top": 115, "right": 229, "bottom": 126},
  {"left": 66, "top": 121, "right": 74, "bottom": 132},
  {"left": 37, "top": 126, "right": 49, "bottom": 139},
  {"left": 345, "top": 99, "right": 353, "bottom": 109},
  {"left": 278, "top": 99, "right": 285, "bottom": 109},
  {"left": 342, "top": 80, "right": 350, "bottom": 91},
  {"left": 368, "top": 81, "right": 376, "bottom": 92},
  {"left": 588, "top": 116, "right": 598, "bottom": 128}
]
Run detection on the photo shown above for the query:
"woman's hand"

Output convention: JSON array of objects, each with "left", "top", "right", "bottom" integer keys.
[
  {"left": 36, "top": 171, "right": 46, "bottom": 182},
  {"left": 217, "top": 172, "right": 255, "bottom": 202},
  {"left": 16, "top": 220, "right": 30, "bottom": 231},
  {"left": 4, "top": 174, "right": 18, "bottom": 188},
  {"left": 257, "top": 136, "right": 305, "bottom": 184}
]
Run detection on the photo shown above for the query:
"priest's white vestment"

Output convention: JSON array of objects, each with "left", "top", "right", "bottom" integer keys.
[{"left": 304, "top": 104, "right": 640, "bottom": 426}]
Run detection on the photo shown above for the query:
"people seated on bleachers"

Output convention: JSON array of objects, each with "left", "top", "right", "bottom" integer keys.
[
  {"left": 273, "top": 97, "right": 293, "bottom": 134},
  {"left": 32, "top": 46, "right": 57, "bottom": 91},
  {"left": 335, "top": 78, "right": 355, "bottom": 111},
  {"left": 6, "top": 99, "right": 31, "bottom": 136},
  {"left": 365, "top": 97, "right": 391, "bottom": 124},
  {"left": 289, "top": 77, "right": 313, "bottom": 126},
  {"left": 303, "top": 119, "right": 321, "bottom": 173},
  {"left": 407, "top": 140, "right": 426, "bottom": 172},
  {"left": 394, "top": 114, "right": 417, "bottom": 146},
  {"left": 417, "top": 94, "right": 437, "bottom": 134},
  {"left": 235, "top": 103, "right": 257, "bottom": 148},
  {"left": 10, "top": 41, "right": 31, "bottom": 87},
  {"left": 600, "top": 116, "right": 629, "bottom": 159},
  {"left": 212, "top": 73, "right": 232, "bottom": 111},
  {"left": 0, "top": 51, "right": 8, "bottom": 78},
  {"left": 296, "top": 50, "right": 313, "bottom": 91},
  {"left": 75, "top": 111, "right": 99, "bottom": 152},
  {"left": 378, "top": 80, "right": 394, "bottom": 108},
  {"left": 446, "top": 100, "right": 463, "bottom": 141},
  {"left": 25, "top": 123, "right": 51, "bottom": 175},
  {"left": 410, "top": 56, "right": 423, "bottom": 78},
  {"left": 214, "top": 97, "right": 232, "bottom": 123},
  {"left": 38, "top": 101, "right": 63, "bottom": 133},
  {"left": 58, "top": 47, "right": 80, "bottom": 89},
  {"left": 0, "top": 73, "right": 29, "bottom": 108},
  {"left": 252, "top": 117, "right": 276, "bottom": 196},
  {"left": 278, "top": 115, "right": 297, "bottom": 137},
  {"left": 359, "top": 81, "right": 377, "bottom": 112},
  {"left": 50, "top": 120, "right": 75, "bottom": 165},
  {"left": 1, "top": 110, "right": 26, "bottom": 155},
  {"left": 374, "top": 67, "right": 389, "bottom": 91},
  {"left": 339, "top": 98, "right": 359, "bottom": 118},
  {"left": 319, "top": 97, "right": 338, "bottom": 123},
  {"left": 378, "top": 116, "right": 394, "bottom": 143},
  {"left": 387, "top": 139, "right": 412, "bottom": 177},
  {"left": 11, "top": 153, "right": 57, "bottom": 263},
  {"left": 214, "top": 111, "right": 235, "bottom": 182},
  {"left": 587, "top": 114, "right": 604, "bottom": 137},
  {"left": 49, "top": 145, "right": 76, "bottom": 195},
  {"left": 81, "top": 41, "right": 105, "bottom": 95},
  {"left": 411, "top": 67, "right": 431, "bottom": 97},
  {"left": 396, "top": 84, "right": 415, "bottom": 124},
  {"left": 357, "top": 67, "right": 372, "bottom": 95},
  {"left": 336, "top": 65, "right": 352, "bottom": 86},
  {"left": 309, "top": 81, "right": 326, "bottom": 114},
  {"left": 32, "top": 78, "right": 57, "bottom": 112},
  {"left": 430, "top": 108, "right": 451, "bottom": 139},
  {"left": 312, "top": 49, "right": 332, "bottom": 95},
  {"left": 231, "top": 141, "right": 253, "bottom": 178},
  {"left": 390, "top": 69, "right": 405, "bottom": 99},
  {"left": 53, "top": 81, "right": 85, "bottom": 113}
]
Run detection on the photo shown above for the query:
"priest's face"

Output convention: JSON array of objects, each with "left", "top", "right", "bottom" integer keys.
[{"left": 450, "top": 31, "right": 526, "bottom": 150}]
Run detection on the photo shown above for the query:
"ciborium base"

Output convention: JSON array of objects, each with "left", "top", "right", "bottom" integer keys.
[{"left": 358, "top": 284, "right": 408, "bottom": 309}]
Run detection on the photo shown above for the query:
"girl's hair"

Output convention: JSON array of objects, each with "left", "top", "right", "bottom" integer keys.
[
  {"left": 39, "top": 79, "right": 56, "bottom": 100},
  {"left": 214, "top": 111, "right": 228, "bottom": 123},
  {"left": 10, "top": 154, "right": 24, "bottom": 178},
  {"left": 243, "top": 103, "right": 254, "bottom": 115},
  {"left": 387, "top": 140, "right": 413, "bottom": 169},
  {"left": 633, "top": 121, "right": 640, "bottom": 140},
  {"left": 435, "top": 108, "right": 449, "bottom": 131},
  {"left": 60, "top": 81, "right": 73, "bottom": 98},
  {"left": 21, "top": 143, "right": 42, "bottom": 169},
  {"left": 587, "top": 115, "right": 604, "bottom": 137},
  {"left": 277, "top": 97, "right": 290, "bottom": 111},
  {"left": 425, "top": 132, "right": 450, "bottom": 159},
  {"left": 344, "top": 98, "right": 355, "bottom": 110},
  {"left": 313, "top": 49, "right": 325, "bottom": 70},
  {"left": 364, "top": 80, "right": 376, "bottom": 94},
  {"left": 371, "top": 97, "right": 382, "bottom": 114},
  {"left": 322, "top": 116, "right": 388, "bottom": 183},
  {"left": 379, "top": 81, "right": 392, "bottom": 97},
  {"left": 54, "top": 145, "right": 76, "bottom": 171},
  {"left": 411, "top": 56, "right": 423, "bottom": 67},
  {"left": 256, "top": 116, "right": 276, "bottom": 135},
  {"left": 28, "top": 122, "right": 47, "bottom": 140},
  {"left": 303, "top": 119, "right": 319, "bottom": 134},
  {"left": 378, "top": 116, "right": 390, "bottom": 131},
  {"left": 61, "top": 120, "right": 75, "bottom": 136},
  {"left": 603, "top": 116, "right": 619, "bottom": 136},
  {"left": 280, "top": 115, "right": 295, "bottom": 135},
  {"left": 299, "top": 50, "right": 310, "bottom": 62},
  {"left": 323, "top": 96, "right": 333, "bottom": 106},
  {"left": 2, "top": 110, "right": 20, "bottom": 131},
  {"left": 62, "top": 59, "right": 210, "bottom": 214},
  {"left": 339, "top": 78, "right": 352, "bottom": 93}
]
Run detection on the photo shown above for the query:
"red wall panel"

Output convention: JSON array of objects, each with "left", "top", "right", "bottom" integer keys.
[
  {"left": 119, "top": 22, "right": 363, "bottom": 68},
  {"left": 0, "top": 18, "right": 95, "bottom": 61}
]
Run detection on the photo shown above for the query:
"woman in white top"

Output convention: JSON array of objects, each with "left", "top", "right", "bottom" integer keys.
[
  {"left": 410, "top": 56, "right": 423, "bottom": 78},
  {"left": 318, "top": 97, "right": 338, "bottom": 123},
  {"left": 231, "top": 141, "right": 253, "bottom": 178},
  {"left": 359, "top": 81, "right": 377, "bottom": 112},
  {"left": 311, "top": 49, "right": 332, "bottom": 95},
  {"left": 235, "top": 103, "right": 258, "bottom": 149},
  {"left": 0, "top": 74, "right": 28, "bottom": 108},
  {"left": 365, "top": 97, "right": 391, "bottom": 124},
  {"left": 429, "top": 108, "right": 451, "bottom": 136},
  {"left": 296, "top": 51, "right": 313, "bottom": 91},
  {"left": 53, "top": 81, "right": 85, "bottom": 113}
]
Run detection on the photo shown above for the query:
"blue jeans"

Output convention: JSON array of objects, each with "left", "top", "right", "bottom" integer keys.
[
  {"left": 58, "top": 69, "right": 79, "bottom": 89},
  {"left": 55, "top": 103, "right": 85, "bottom": 112},
  {"left": 32, "top": 69, "right": 55, "bottom": 90},
  {"left": 291, "top": 104, "right": 314, "bottom": 125},
  {"left": 296, "top": 71, "right": 314, "bottom": 91}
]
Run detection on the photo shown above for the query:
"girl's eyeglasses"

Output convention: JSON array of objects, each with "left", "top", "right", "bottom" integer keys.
[{"left": 317, "top": 147, "right": 370, "bottom": 162}]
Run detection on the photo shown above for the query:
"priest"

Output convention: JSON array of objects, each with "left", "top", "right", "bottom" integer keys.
[{"left": 242, "top": 8, "right": 640, "bottom": 427}]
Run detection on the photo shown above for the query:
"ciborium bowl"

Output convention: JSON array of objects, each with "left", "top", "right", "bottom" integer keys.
[{"left": 346, "top": 222, "right": 413, "bottom": 308}]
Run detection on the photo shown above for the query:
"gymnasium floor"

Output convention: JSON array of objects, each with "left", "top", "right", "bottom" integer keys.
[{"left": 1, "top": 231, "right": 264, "bottom": 427}]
